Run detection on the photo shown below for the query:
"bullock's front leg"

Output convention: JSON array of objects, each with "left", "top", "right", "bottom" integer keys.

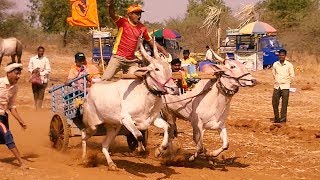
[
  {"left": 153, "top": 115, "right": 172, "bottom": 158},
  {"left": 121, "top": 113, "right": 144, "bottom": 152},
  {"left": 81, "top": 127, "right": 97, "bottom": 160},
  {"left": 189, "top": 122, "right": 206, "bottom": 161},
  {"left": 208, "top": 127, "right": 229, "bottom": 157},
  {"left": 102, "top": 125, "right": 122, "bottom": 171}
]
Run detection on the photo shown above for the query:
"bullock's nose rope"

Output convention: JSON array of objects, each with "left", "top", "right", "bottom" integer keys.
[
  {"left": 144, "top": 72, "right": 173, "bottom": 96},
  {"left": 221, "top": 72, "right": 252, "bottom": 87}
]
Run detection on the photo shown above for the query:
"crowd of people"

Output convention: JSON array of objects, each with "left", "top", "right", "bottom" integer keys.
[{"left": 0, "top": 0, "right": 295, "bottom": 169}]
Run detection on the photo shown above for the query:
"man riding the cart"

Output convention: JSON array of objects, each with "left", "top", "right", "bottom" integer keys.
[
  {"left": 101, "top": 0, "right": 170, "bottom": 81},
  {"left": 66, "top": 52, "right": 101, "bottom": 92}
]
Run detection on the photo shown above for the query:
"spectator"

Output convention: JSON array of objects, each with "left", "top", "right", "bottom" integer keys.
[
  {"left": 0, "top": 63, "right": 27, "bottom": 168},
  {"left": 28, "top": 46, "right": 51, "bottom": 110},
  {"left": 272, "top": 49, "right": 295, "bottom": 123},
  {"left": 205, "top": 45, "right": 214, "bottom": 61},
  {"left": 181, "top": 49, "right": 197, "bottom": 67}
]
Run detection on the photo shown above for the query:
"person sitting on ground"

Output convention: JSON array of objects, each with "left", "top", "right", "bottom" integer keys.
[
  {"left": 0, "top": 63, "right": 27, "bottom": 168},
  {"left": 101, "top": 0, "right": 169, "bottom": 81},
  {"left": 65, "top": 52, "right": 101, "bottom": 93}
]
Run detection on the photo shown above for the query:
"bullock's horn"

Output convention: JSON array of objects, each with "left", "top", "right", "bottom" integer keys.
[
  {"left": 139, "top": 37, "right": 153, "bottom": 62},
  {"left": 153, "top": 36, "right": 160, "bottom": 59}
]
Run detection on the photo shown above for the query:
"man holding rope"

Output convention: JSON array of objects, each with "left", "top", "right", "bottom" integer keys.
[{"left": 101, "top": 0, "right": 170, "bottom": 81}]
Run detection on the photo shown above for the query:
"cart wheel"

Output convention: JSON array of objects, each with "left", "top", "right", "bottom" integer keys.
[
  {"left": 126, "top": 130, "right": 148, "bottom": 151},
  {"left": 49, "top": 114, "right": 70, "bottom": 151}
]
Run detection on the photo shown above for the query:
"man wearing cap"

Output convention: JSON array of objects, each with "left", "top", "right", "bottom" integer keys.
[
  {"left": 28, "top": 46, "right": 51, "bottom": 110},
  {"left": 66, "top": 52, "right": 101, "bottom": 91},
  {"left": 101, "top": 0, "right": 169, "bottom": 81},
  {"left": 0, "top": 62, "right": 27, "bottom": 167}
]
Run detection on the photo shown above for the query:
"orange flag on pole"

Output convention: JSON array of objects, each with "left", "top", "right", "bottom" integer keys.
[{"left": 67, "top": 0, "right": 99, "bottom": 27}]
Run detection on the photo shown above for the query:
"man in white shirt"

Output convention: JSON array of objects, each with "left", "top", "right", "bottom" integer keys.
[
  {"left": 28, "top": 46, "right": 51, "bottom": 110},
  {"left": 272, "top": 49, "right": 295, "bottom": 123},
  {"left": 0, "top": 63, "right": 27, "bottom": 168},
  {"left": 205, "top": 45, "right": 213, "bottom": 61}
]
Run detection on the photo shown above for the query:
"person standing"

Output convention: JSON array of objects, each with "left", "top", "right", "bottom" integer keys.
[
  {"left": 101, "top": 0, "right": 169, "bottom": 81},
  {"left": 28, "top": 46, "right": 51, "bottom": 110},
  {"left": 205, "top": 45, "right": 214, "bottom": 61},
  {"left": 272, "top": 49, "right": 295, "bottom": 123},
  {"left": 0, "top": 63, "right": 27, "bottom": 167}
]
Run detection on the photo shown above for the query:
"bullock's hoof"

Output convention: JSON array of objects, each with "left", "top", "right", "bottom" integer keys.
[
  {"left": 188, "top": 155, "right": 196, "bottom": 162},
  {"left": 210, "top": 150, "right": 222, "bottom": 157},
  {"left": 154, "top": 147, "right": 164, "bottom": 158},
  {"left": 108, "top": 163, "right": 118, "bottom": 171},
  {"left": 137, "top": 142, "right": 146, "bottom": 153}
]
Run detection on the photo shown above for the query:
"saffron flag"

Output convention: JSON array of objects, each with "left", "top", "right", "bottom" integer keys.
[{"left": 67, "top": 0, "right": 99, "bottom": 27}]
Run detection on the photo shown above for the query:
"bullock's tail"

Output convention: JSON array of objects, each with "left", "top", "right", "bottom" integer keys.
[{"left": 15, "top": 39, "right": 23, "bottom": 63}]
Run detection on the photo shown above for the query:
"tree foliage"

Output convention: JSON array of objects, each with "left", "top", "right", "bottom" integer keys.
[
  {"left": 165, "top": 0, "right": 235, "bottom": 51},
  {"left": 0, "top": 0, "right": 13, "bottom": 20},
  {"left": 258, "top": 0, "right": 315, "bottom": 28},
  {"left": 98, "top": 0, "right": 143, "bottom": 28}
]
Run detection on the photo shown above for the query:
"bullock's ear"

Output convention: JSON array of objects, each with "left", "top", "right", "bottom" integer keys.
[
  {"left": 211, "top": 64, "right": 227, "bottom": 75},
  {"left": 134, "top": 67, "right": 151, "bottom": 78}
]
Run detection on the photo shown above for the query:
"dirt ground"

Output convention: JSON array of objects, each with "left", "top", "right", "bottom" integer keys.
[{"left": 0, "top": 51, "right": 319, "bottom": 180}]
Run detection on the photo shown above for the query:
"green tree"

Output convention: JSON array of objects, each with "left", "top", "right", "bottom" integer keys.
[
  {"left": 27, "top": 0, "right": 41, "bottom": 27},
  {"left": 169, "top": 0, "right": 234, "bottom": 51},
  {"left": 28, "top": 0, "right": 143, "bottom": 46},
  {"left": 98, "top": 0, "right": 143, "bottom": 28},
  {"left": 0, "top": 0, "right": 13, "bottom": 20},
  {"left": 259, "top": 0, "right": 315, "bottom": 28}
]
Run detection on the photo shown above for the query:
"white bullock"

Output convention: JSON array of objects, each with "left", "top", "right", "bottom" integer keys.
[
  {"left": 0, "top": 37, "right": 23, "bottom": 65},
  {"left": 81, "top": 40, "right": 178, "bottom": 170},
  {"left": 161, "top": 60, "right": 256, "bottom": 161}
]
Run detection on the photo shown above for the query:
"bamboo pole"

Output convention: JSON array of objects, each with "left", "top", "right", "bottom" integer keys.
[
  {"left": 114, "top": 72, "right": 217, "bottom": 80},
  {"left": 98, "top": 27, "right": 105, "bottom": 72}
]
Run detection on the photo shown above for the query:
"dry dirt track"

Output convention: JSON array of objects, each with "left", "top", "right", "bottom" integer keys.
[{"left": 0, "top": 52, "right": 319, "bottom": 180}]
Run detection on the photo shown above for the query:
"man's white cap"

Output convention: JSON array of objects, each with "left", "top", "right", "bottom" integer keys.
[{"left": 4, "top": 63, "right": 23, "bottom": 72}]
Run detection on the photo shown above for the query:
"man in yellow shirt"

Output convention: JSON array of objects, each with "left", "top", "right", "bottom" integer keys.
[
  {"left": 181, "top": 49, "right": 197, "bottom": 66},
  {"left": 272, "top": 49, "right": 295, "bottom": 123}
]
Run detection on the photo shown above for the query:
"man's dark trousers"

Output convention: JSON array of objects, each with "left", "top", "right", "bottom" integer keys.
[{"left": 272, "top": 88, "right": 289, "bottom": 122}]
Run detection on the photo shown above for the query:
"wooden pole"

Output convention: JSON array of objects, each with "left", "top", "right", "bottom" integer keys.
[
  {"left": 98, "top": 26, "right": 105, "bottom": 72},
  {"left": 114, "top": 72, "right": 217, "bottom": 80},
  {"left": 217, "top": 19, "right": 221, "bottom": 50}
]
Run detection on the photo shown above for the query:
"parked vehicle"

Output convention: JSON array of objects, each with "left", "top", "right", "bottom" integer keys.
[
  {"left": 91, "top": 31, "right": 114, "bottom": 65},
  {"left": 220, "top": 29, "right": 283, "bottom": 70}
]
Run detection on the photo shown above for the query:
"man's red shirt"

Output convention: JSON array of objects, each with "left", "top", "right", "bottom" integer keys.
[{"left": 113, "top": 17, "right": 151, "bottom": 60}]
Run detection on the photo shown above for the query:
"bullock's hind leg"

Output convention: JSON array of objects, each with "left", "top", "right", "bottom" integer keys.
[
  {"left": 189, "top": 122, "right": 206, "bottom": 161},
  {"left": 102, "top": 125, "right": 121, "bottom": 171},
  {"left": 17, "top": 55, "right": 22, "bottom": 63},
  {"left": 81, "top": 127, "right": 97, "bottom": 160},
  {"left": 11, "top": 55, "right": 16, "bottom": 63},
  {"left": 0, "top": 55, "right": 3, "bottom": 66},
  {"left": 153, "top": 115, "right": 172, "bottom": 158}
]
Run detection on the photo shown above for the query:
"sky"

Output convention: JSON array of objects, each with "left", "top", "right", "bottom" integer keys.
[
  {"left": 143, "top": 0, "right": 261, "bottom": 22},
  {"left": 12, "top": 0, "right": 261, "bottom": 22}
]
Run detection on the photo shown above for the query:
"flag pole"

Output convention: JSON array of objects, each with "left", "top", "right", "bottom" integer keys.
[
  {"left": 98, "top": 26, "right": 105, "bottom": 72},
  {"left": 96, "top": 0, "right": 104, "bottom": 72}
]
